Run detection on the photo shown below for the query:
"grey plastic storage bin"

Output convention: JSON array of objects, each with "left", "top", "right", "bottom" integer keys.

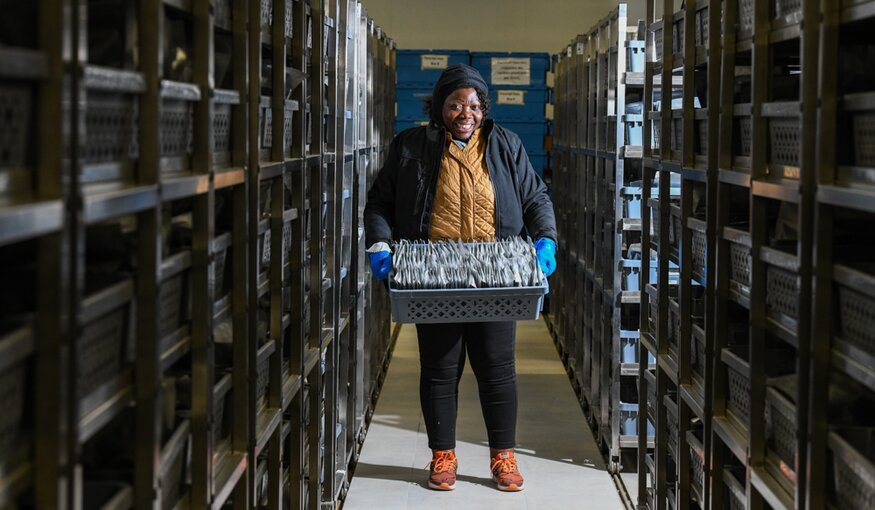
[{"left": 389, "top": 283, "right": 548, "bottom": 324}]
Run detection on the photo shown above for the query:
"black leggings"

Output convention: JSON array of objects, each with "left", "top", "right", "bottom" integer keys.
[{"left": 415, "top": 321, "right": 517, "bottom": 451}]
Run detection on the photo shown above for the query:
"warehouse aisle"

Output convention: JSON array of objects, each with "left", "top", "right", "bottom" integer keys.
[{"left": 343, "top": 320, "right": 626, "bottom": 510}]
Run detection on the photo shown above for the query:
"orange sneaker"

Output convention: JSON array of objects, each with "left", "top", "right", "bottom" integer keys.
[
  {"left": 426, "top": 449, "right": 458, "bottom": 490},
  {"left": 490, "top": 449, "right": 524, "bottom": 491}
]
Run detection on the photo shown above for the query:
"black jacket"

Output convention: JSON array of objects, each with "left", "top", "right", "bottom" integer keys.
[{"left": 364, "top": 119, "right": 557, "bottom": 247}]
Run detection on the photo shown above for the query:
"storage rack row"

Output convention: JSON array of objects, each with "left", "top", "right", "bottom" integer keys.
[
  {"left": 0, "top": 0, "right": 395, "bottom": 509},
  {"left": 548, "top": 3, "right": 657, "bottom": 473},
  {"left": 637, "top": 0, "right": 875, "bottom": 509}
]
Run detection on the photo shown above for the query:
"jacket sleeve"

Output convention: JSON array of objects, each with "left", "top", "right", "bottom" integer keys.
[
  {"left": 514, "top": 141, "right": 558, "bottom": 243},
  {"left": 364, "top": 137, "right": 400, "bottom": 247}
]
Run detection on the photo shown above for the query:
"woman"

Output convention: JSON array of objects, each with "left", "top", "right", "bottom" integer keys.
[{"left": 363, "top": 63, "right": 557, "bottom": 492}]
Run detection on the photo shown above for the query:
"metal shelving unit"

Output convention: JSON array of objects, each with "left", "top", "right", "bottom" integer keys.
[
  {"left": 552, "top": 0, "right": 871, "bottom": 508},
  {"left": 0, "top": 1, "right": 394, "bottom": 509},
  {"left": 549, "top": 3, "right": 656, "bottom": 474}
]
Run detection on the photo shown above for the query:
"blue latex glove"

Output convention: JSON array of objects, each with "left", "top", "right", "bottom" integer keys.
[
  {"left": 368, "top": 250, "right": 392, "bottom": 280},
  {"left": 535, "top": 238, "right": 557, "bottom": 277}
]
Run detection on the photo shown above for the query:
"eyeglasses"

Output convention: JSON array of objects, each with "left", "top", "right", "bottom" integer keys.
[{"left": 444, "top": 102, "right": 482, "bottom": 113}]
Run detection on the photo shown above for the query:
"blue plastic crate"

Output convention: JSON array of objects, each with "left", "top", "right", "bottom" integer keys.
[
  {"left": 396, "top": 49, "right": 470, "bottom": 86},
  {"left": 487, "top": 86, "right": 549, "bottom": 122},
  {"left": 396, "top": 86, "right": 432, "bottom": 121},
  {"left": 470, "top": 52, "right": 550, "bottom": 86},
  {"left": 395, "top": 119, "right": 429, "bottom": 134},
  {"left": 500, "top": 121, "right": 549, "bottom": 155},
  {"left": 621, "top": 337, "right": 657, "bottom": 365},
  {"left": 627, "top": 41, "right": 646, "bottom": 72},
  {"left": 619, "top": 402, "right": 656, "bottom": 437}
]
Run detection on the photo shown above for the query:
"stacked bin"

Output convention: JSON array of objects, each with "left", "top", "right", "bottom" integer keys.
[
  {"left": 0, "top": 1, "right": 395, "bottom": 509},
  {"left": 471, "top": 51, "right": 552, "bottom": 179},
  {"left": 547, "top": 5, "right": 656, "bottom": 474},
  {"left": 394, "top": 49, "right": 470, "bottom": 132}
]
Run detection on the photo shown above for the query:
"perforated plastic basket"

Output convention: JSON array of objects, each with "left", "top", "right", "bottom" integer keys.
[
  {"left": 765, "top": 379, "right": 798, "bottom": 476},
  {"left": 390, "top": 283, "right": 548, "bottom": 324},
  {"left": 828, "top": 428, "right": 875, "bottom": 510}
]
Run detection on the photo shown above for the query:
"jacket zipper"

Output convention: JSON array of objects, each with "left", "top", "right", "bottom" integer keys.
[
  {"left": 486, "top": 127, "right": 501, "bottom": 237},
  {"left": 421, "top": 132, "right": 444, "bottom": 237}
]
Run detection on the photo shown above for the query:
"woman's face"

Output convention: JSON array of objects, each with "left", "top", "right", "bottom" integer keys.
[{"left": 442, "top": 87, "right": 483, "bottom": 141}]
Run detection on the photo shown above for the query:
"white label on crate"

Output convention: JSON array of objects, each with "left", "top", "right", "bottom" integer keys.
[
  {"left": 545, "top": 103, "right": 555, "bottom": 120},
  {"left": 577, "top": 42, "right": 585, "bottom": 55},
  {"left": 491, "top": 57, "right": 531, "bottom": 85},
  {"left": 421, "top": 54, "right": 449, "bottom": 70},
  {"left": 497, "top": 90, "right": 525, "bottom": 105}
]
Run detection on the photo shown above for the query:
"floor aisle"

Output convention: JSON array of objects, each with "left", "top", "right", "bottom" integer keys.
[{"left": 343, "top": 319, "right": 627, "bottom": 510}]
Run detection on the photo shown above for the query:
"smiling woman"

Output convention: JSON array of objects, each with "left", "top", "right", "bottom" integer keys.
[{"left": 363, "top": 63, "right": 558, "bottom": 493}]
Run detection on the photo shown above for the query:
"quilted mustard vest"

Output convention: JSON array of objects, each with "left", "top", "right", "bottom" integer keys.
[{"left": 428, "top": 128, "right": 496, "bottom": 242}]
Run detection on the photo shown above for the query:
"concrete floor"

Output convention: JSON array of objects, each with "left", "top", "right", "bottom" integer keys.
[{"left": 343, "top": 319, "right": 627, "bottom": 510}]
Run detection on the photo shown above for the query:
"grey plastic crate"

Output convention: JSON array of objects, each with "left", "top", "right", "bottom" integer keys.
[
  {"left": 695, "top": 5, "right": 709, "bottom": 46},
  {"left": 0, "top": 364, "right": 25, "bottom": 465},
  {"left": 213, "top": 374, "right": 232, "bottom": 442},
  {"left": 765, "top": 376, "right": 798, "bottom": 477},
  {"left": 768, "top": 116, "right": 801, "bottom": 169},
  {"left": 764, "top": 248, "right": 799, "bottom": 325},
  {"left": 665, "top": 394, "right": 679, "bottom": 458},
  {"left": 695, "top": 110, "right": 708, "bottom": 156},
  {"left": 689, "top": 217, "right": 707, "bottom": 282},
  {"left": 853, "top": 112, "right": 875, "bottom": 167},
  {"left": 0, "top": 83, "right": 32, "bottom": 175},
  {"left": 773, "top": 0, "right": 802, "bottom": 24},
  {"left": 390, "top": 284, "right": 548, "bottom": 324},
  {"left": 212, "top": 90, "right": 239, "bottom": 169},
  {"left": 691, "top": 324, "right": 706, "bottom": 381},
  {"left": 85, "top": 89, "right": 139, "bottom": 166},
  {"left": 159, "top": 420, "right": 190, "bottom": 510},
  {"left": 835, "top": 264, "right": 875, "bottom": 358},
  {"left": 828, "top": 427, "right": 875, "bottom": 510},
  {"left": 724, "top": 467, "right": 747, "bottom": 510},
  {"left": 259, "top": 97, "right": 296, "bottom": 157},
  {"left": 159, "top": 272, "right": 185, "bottom": 338},
  {"left": 672, "top": 14, "right": 684, "bottom": 56},
  {"left": 723, "top": 347, "right": 751, "bottom": 427},
  {"left": 738, "top": 0, "right": 754, "bottom": 35},
  {"left": 160, "top": 97, "right": 195, "bottom": 167},
  {"left": 726, "top": 228, "right": 752, "bottom": 300},
  {"left": 78, "top": 283, "right": 133, "bottom": 397},
  {"left": 688, "top": 429, "right": 705, "bottom": 501},
  {"left": 668, "top": 297, "right": 680, "bottom": 353}
]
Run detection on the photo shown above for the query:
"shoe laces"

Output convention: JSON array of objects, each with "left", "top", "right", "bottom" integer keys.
[
  {"left": 427, "top": 450, "right": 458, "bottom": 473},
  {"left": 491, "top": 452, "right": 519, "bottom": 474}
]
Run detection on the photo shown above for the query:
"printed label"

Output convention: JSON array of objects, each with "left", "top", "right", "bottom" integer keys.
[
  {"left": 421, "top": 54, "right": 449, "bottom": 70},
  {"left": 491, "top": 57, "right": 531, "bottom": 85},
  {"left": 497, "top": 90, "right": 526, "bottom": 105},
  {"left": 577, "top": 42, "right": 585, "bottom": 55}
]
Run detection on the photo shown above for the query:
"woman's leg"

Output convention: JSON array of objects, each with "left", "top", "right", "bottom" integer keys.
[
  {"left": 416, "top": 323, "right": 467, "bottom": 450},
  {"left": 464, "top": 321, "right": 518, "bottom": 450}
]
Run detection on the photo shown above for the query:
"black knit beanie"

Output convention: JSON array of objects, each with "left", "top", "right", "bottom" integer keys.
[{"left": 428, "top": 63, "right": 489, "bottom": 125}]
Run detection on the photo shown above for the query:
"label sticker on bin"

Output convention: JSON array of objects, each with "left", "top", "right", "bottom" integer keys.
[
  {"left": 497, "top": 90, "right": 525, "bottom": 105},
  {"left": 421, "top": 54, "right": 449, "bottom": 70},
  {"left": 491, "top": 57, "right": 531, "bottom": 85}
]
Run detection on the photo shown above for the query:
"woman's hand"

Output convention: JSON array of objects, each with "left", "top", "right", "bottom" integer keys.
[
  {"left": 534, "top": 238, "right": 557, "bottom": 277},
  {"left": 368, "top": 250, "right": 392, "bottom": 280}
]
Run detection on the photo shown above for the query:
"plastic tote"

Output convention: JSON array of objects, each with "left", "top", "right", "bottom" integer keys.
[
  {"left": 389, "top": 283, "right": 549, "bottom": 323},
  {"left": 396, "top": 49, "right": 471, "bottom": 86},
  {"left": 470, "top": 52, "right": 551, "bottom": 86}
]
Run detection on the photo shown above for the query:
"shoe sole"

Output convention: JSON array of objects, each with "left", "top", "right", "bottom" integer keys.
[
  {"left": 427, "top": 481, "right": 456, "bottom": 491},
  {"left": 491, "top": 473, "right": 523, "bottom": 492}
]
